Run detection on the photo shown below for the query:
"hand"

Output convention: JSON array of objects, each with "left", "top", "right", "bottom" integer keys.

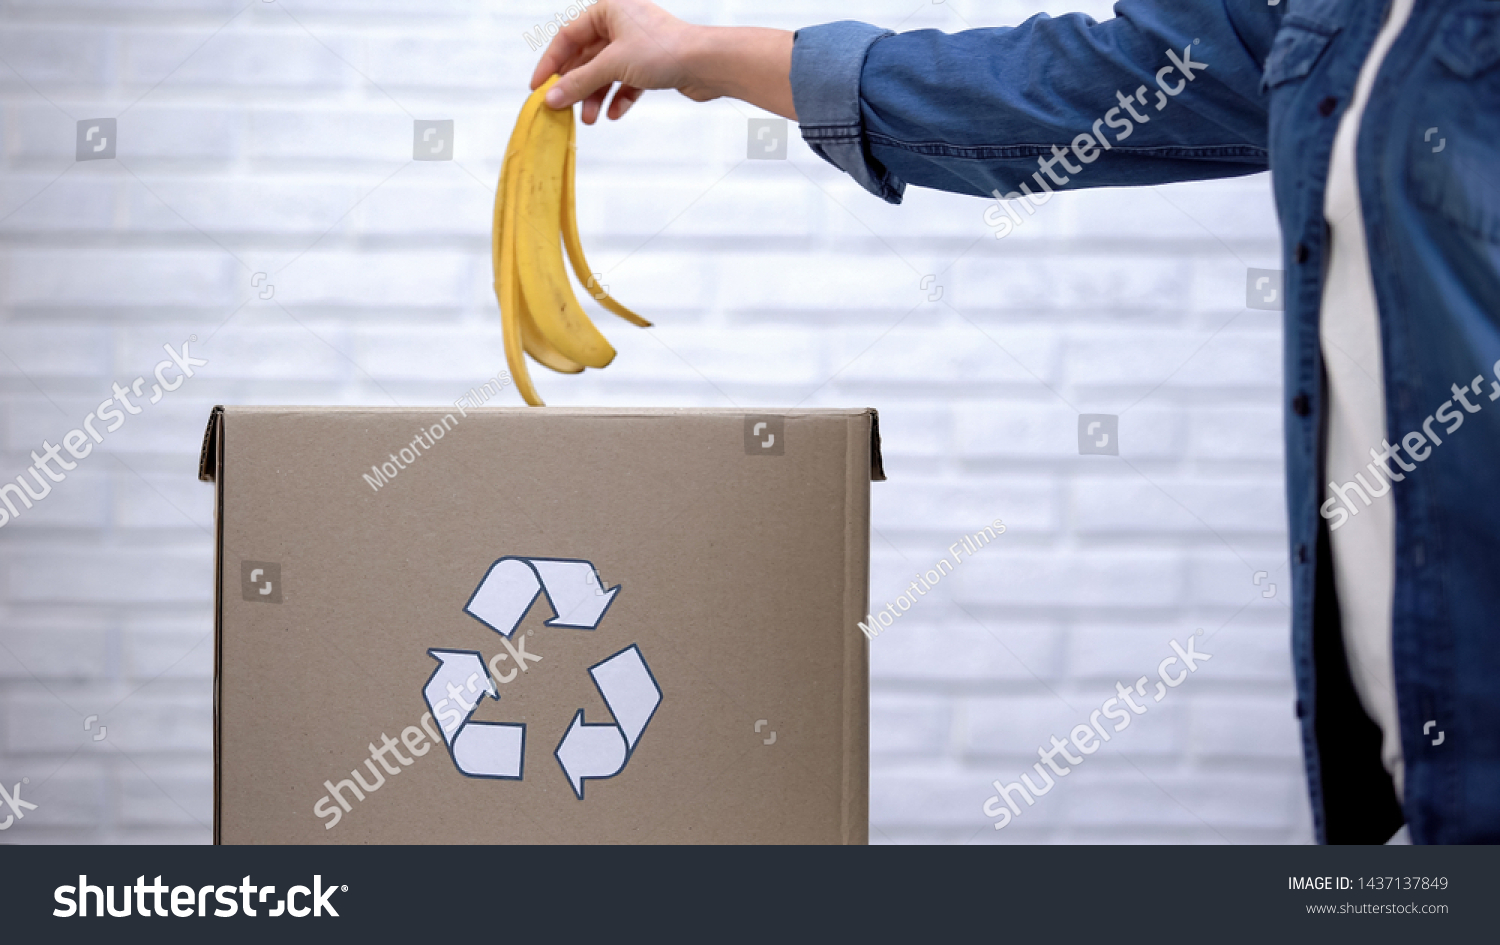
[
  {"left": 530, "top": 0, "right": 796, "bottom": 124},
  {"left": 531, "top": 0, "right": 714, "bottom": 124}
]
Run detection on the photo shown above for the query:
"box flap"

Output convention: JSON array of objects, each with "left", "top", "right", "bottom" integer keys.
[
  {"left": 868, "top": 409, "right": 885, "bottom": 482},
  {"left": 199, "top": 405, "right": 224, "bottom": 482},
  {"left": 201, "top": 405, "right": 885, "bottom": 483}
]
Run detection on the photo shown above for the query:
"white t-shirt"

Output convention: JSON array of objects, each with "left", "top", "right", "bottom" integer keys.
[{"left": 1320, "top": 0, "right": 1415, "bottom": 802}]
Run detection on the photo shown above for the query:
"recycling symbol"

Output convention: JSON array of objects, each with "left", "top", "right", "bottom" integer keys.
[{"left": 423, "top": 557, "right": 662, "bottom": 799}]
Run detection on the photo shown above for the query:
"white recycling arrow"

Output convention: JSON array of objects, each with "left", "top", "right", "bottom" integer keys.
[
  {"left": 423, "top": 649, "right": 524, "bottom": 779},
  {"left": 465, "top": 557, "right": 619, "bottom": 637},
  {"left": 555, "top": 645, "right": 662, "bottom": 799}
]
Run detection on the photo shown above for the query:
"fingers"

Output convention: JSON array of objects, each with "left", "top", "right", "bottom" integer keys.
[
  {"left": 580, "top": 84, "right": 612, "bottom": 125},
  {"left": 530, "top": 7, "right": 608, "bottom": 90},
  {"left": 546, "top": 46, "right": 625, "bottom": 109},
  {"left": 607, "top": 84, "right": 644, "bottom": 120}
]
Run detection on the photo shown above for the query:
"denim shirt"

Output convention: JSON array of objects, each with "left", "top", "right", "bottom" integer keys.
[{"left": 791, "top": 0, "right": 1500, "bottom": 844}]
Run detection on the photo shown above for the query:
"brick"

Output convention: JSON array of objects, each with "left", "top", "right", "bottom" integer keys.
[
  {"left": 952, "top": 254, "right": 1193, "bottom": 314},
  {"left": 964, "top": 403, "right": 1184, "bottom": 460},
  {"left": 350, "top": 32, "right": 520, "bottom": 91},
  {"left": 1186, "top": 550, "right": 1271, "bottom": 607},
  {"left": 873, "top": 477, "right": 1057, "bottom": 535},
  {"left": 7, "top": 0, "right": 239, "bottom": 10},
  {"left": 124, "top": 176, "right": 367, "bottom": 234},
  {"left": 273, "top": 251, "right": 471, "bottom": 308},
  {"left": 870, "top": 694, "right": 950, "bottom": 756},
  {"left": 0, "top": 327, "right": 111, "bottom": 377},
  {"left": 122, "top": 28, "right": 346, "bottom": 90},
  {"left": 1066, "top": 623, "right": 1209, "bottom": 682},
  {"left": 118, "top": 765, "right": 212, "bottom": 826},
  {"left": 1190, "top": 696, "right": 1302, "bottom": 760},
  {"left": 597, "top": 173, "right": 815, "bottom": 239},
  {"left": 131, "top": 327, "right": 345, "bottom": 381},
  {"left": 962, "top": 696, "right": 1091, "bottom": 757},
  {"left": 0, "top": 28, "right": 112, "bottom": 87},
  {"left": 563, "top": 251, "right": 712, "bottom": 314},
  {"left": 0, "top": 177, "right": 116, "bottom": 232},
  {"left": 0, "top": 626, "right": 108, "bottom": 680},
  {"left": 715, "top": 252, "right": 916, "bottom": 314},
  {"left": 870, "top": 616, "right": 1063, "bottom": 683},
  {"left": 8, "top": 773, "right": 103, "bottom": 828},
  {"left": 0, "top": 466, "right": 107, "bottom": 528},
  {"left": 601, "top": 328, "right": 823, "bottom": 387},
  {"left": 104, "top": 689, "right": 213, "bottom": 753},
  {"left": 122, "top": 629, "right": 212, "bottom": 681},
  {"left": 1072, "top": 478, "right": 1286, "bottom": 535},
  {"left": 859, "top": 405, "right": 950, "bottom": 459},
  {"left": 870, "top": 768, "right": 1031, "bottom": 828},
  {"left": 3, "top": 250, "right": 234, "bottom": 308},
  {"left": 827, "top": 327, "right": 1060, "bottom": 387},
  {"left": 967, "top": 692, "right": 1187, "bottom": 759},
  {"left": 7, "top": 397, "right": 216, "bottom": 457},
  {"left": 10, "top": 549, "right": 210, "bottom": 604},
  {"left": 248, "top": 107, "right": 409, "bottom": 163},
  {"left": 1189, "top": 405, "right": 1285, "bottom": 460},
  {"left": 1139, "top": 330, "right": 1284, "bottom": 390},
  {"left": 954, "top": 549, "right": 1184, "bottom": 609},
  {"left": 358, "top": 180, "right": 491, "bottom": 236},
  {"left": 1194, "top": 616, "right": 1293, "bottom": 681},
  {"left": 116, "top": 106, "right": 242, "bottom": 162},
  {"left": 6, "top": 693, "right": 112, "bottom": 753},
  {"left": 113, "top": 471, "right": 215, "bottom": 530},
  {"left": 953, "top": 402, "right": 1079, "bottom": 459}
]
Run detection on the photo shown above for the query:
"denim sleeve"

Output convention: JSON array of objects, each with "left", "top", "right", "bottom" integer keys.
[
  {"left": 791, "top": 21, "right": 904, "bottom": 204},
  {"left": 791, "top": 1, "right": 1280, "bottom": 204}
]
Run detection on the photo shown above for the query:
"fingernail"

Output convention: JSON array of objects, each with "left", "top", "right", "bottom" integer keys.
[{"left": 545, "top": 86, "right": 566, "bottom": 108}]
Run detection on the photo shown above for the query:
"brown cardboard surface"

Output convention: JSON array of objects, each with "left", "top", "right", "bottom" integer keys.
[{"left": 204, "top": 406, "right": 876, "bottom": 844}]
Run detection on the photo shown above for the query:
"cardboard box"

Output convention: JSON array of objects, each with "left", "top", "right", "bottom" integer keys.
[{"left": 199, "top": 406, "right": 883, "bottom": 844}]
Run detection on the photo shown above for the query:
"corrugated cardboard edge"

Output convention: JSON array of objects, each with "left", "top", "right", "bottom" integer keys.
[
  {"left": 203, "top": 406, "right": 224, "bottom": 844},
  {"left": 199, "top": 406, "right": 887, "bottom": 484},
  {"left": 198, "top": 405, "right": 882, "bottom": 845},
  {"left": 844, "top": 410, "right": 874, "bottom": 844}
]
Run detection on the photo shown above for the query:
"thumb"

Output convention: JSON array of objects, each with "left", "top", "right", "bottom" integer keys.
[{"left": 546, "top": 49, "right": 625, "bottom": 110}]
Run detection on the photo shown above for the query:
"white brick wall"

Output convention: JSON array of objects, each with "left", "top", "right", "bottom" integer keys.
[{"left": 0, "top": 0, "right": 1311, "bottom": 844}]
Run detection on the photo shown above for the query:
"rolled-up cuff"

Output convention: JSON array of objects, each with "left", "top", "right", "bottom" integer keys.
[{"left": 791, "top": 20, "right": 905, "bottom": 204}]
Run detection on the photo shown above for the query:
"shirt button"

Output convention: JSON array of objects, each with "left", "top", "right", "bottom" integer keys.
[
  {"left": 1292, "top": 393, "right": 1311, "bottom": 416},
  {"left": 1296, "top": 543, "right": 1308, "bottom": 563},
  {"left": 1318, "top": 95, "right": 1339, "bottom": 117},
  {"left": 1295, "top": 242, "right": 1310, "bottom": 263}
]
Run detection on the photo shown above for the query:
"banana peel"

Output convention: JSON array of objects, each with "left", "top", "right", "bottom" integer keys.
[{"left": 492, "top": 75, "right": 650, "bottom": 405}]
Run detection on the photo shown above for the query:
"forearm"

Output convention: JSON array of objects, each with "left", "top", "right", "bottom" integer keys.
[{"left": 684, "top": 26, "right": 796, "bottom": 120}]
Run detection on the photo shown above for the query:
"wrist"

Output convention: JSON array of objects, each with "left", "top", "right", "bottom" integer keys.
[
  {"left": 678, "top": 23, "right": 731, "bottom": 100},
  {"left": 684, "top": 26, "right": 796, "bottom": 118}
]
